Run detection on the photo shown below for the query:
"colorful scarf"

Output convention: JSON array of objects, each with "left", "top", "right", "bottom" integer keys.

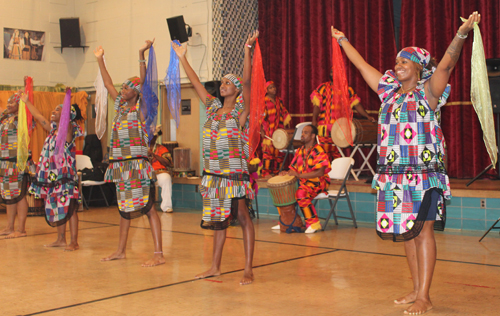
[
  {"left": 54, "top": 88, "right": 72, "bottom": 158},
  {"left": 249, "top": 38, "right": 266, "bottom": 162},
  {"left": 94, "top": 56, "right": 108, "bottom": 140},
  {"left": 142, "top": 46, "right": 159, "bottom": 144},
  {"left": 165, "top": 40, "right": 181, "bottom": 129}
]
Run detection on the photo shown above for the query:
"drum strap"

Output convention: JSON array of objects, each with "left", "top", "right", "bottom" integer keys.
[
  {"left": 279, "top": 209, "right": 303, "bottom": 234},
  {"left": 202, "top": 171, "right": 250, "bottom": 182}
]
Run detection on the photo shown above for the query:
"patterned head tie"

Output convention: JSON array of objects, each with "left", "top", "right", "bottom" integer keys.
[
  {"left": 397, "top": 47, "right": 434, "bottom": 82},
  {"left": 57, "top": 103, "right": 78, "bottom": 121},
  {"left": 223, "top": 74, "right": 243, "bottom": 91},
  {"left": 265, "top": 81, "right": 274, "bottom": 90},
  {"left": 8, "top": 93, "right": 21, "bottom": 104},
  {"left": 124, "top": 76, "right": 141, "bottom": 94}
]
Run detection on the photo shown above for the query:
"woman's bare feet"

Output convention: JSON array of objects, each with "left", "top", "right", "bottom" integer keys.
[
  {"left": 0, "top": 228, "right": 14, "bottom": 236},
  {"left": 65, "top": 242, "right": 79, "bottom": 251},
  {"left": 240, "top": 269, "right": 254, "bottom": 285},
  {"left": 195, "top": 267, "right": 221, "bottom": 279},
  {"left": 395, "top": 291, "right": 418, "bottom": 305},
  {"left": 404, "top": 298, "right": 433, "bottom": 315},
  {"left": 141, "top": 253, "right": 166, "bottom": 267},
  {"left": 5, "top": 231, "right": 27, "bottom": 239},
  {"left": 44, "top": 240, "right": 67, "bottom": 247},
  {"left": 101, "top": 251, "right": 126, "bottom": 262}
]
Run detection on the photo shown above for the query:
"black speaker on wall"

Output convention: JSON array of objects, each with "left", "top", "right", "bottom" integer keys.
[
  {"left": 59, "top": 18, "right": 81, "bottom": 47},
  {"left": 487, "top": 58, "right": 500, "bottom": 113},
  {"left": 167, "top": 16, "right": 188, "bottom": 43}
]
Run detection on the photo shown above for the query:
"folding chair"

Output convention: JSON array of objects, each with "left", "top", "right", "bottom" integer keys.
[
  {"left": 76, "top": 154, "right": 110, "bottom": 209},
  {"left": 313, "top": 157, "right": 357, "bottom": 230},
  {"left": 279, "top": 121, "right": 311, "bottom": 172}
]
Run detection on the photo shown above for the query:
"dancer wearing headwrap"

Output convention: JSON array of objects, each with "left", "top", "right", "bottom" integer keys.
[
  {"left": 95, "top": 39, "right": 165, "bottom": 267},
  {"left": 311, "top": 67, "right": 375, "bottom": 162},
  {"left": 332, "top": 11, "right": 480, "bottom": 315},
  {"left": 260, "top": 81, "right": 291, "bottom": 177},
  {"left": 172, "top": 30, "right": 259, "bottom": 285},
  {"left": 0, "top": 92, "right": 34, "bottom": 238},
  {"left": 24, "top": 91, "right": 83, "bottom": 251}
]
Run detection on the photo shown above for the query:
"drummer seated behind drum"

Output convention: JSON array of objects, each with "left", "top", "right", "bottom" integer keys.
[
  {"left": 278, "top": 125, "right": 331, "bottom": 234},
  {"left": 148, "top": 127, "right": 174, "bottom": 213}
]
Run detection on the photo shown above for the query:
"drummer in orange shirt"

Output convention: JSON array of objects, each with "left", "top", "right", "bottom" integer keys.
[
  {"left": 148, "top": 127, "right": 174, "bottom": 213},
  {"left": 279, "top": 124, "right": 331, "bottom": 234}
]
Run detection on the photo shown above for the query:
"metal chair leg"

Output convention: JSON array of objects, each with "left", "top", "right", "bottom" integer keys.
[
  {"left": 99, "top": 185, "right": 109, "bottom": 207},
  {"left": 345, "top": 193, "right": 357, "bottom": 228}
]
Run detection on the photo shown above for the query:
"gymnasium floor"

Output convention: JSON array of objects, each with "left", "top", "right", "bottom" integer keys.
[{"left": 0, "top": 206, "right": 499, "bottom": 316}]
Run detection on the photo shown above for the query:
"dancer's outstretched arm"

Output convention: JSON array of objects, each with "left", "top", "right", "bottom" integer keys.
[{"left": 94, "top": 46, "right": 118, "bottom": 101}]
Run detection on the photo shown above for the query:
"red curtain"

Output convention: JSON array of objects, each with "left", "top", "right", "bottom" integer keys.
[
  {"left": 400, "top": 0, "right": 500, "bottom": 178},
  {"left": 258, "top": 0, "right": 397, "bottom": 126}
]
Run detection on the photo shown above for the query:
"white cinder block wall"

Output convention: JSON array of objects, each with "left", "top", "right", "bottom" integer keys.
[{"left": 1, "top": 0, "right": 212, "bottom": 87}]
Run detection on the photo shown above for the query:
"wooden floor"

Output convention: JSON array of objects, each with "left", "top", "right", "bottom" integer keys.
[{"left": 1, "top": 206, "right": 499, "bottom": 316}]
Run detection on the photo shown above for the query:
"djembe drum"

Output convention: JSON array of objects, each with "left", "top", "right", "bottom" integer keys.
[
  {"left": 331, "top": 118, "right": 378, "bottom": 148},
  {"left": 174, "top": 147, "right": 191, "bottom": 171},
  {"left": 163, "top": 141, "right": 178, "bottom": 161},
  {"left": 26, "top": 193, "right": 44, "bottom": 216},
  {"left": 271, "top": 128, "right": 302, "bottom": 150},
  {"left": 267, "top": 175, "right": 304, "bottom": 233}
]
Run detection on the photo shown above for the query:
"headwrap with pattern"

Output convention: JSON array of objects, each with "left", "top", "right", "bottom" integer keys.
[
  {"left": 397, "top": 47, "right": 434, "bottom": 82},
  {"left": 265, "top": 81, "right": 274, "bottom": 94},
  {"left": 223, "top": 74, "right": 243, "bottom": 91},
  {"left": 124, "top": 76, "right": 141, "bottom": 94},
  {"left": 8, "top": 93, "right": 21, "bottom": 104}
]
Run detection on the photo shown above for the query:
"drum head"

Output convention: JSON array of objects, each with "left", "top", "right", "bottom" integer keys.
[
  {"left": 267, "top": 175, "right": 296, "bottom": 186},
  {"left": 331, "top": 117, "right": 356, "bottom": 148},
  {"left": 272, "top": 129, "right": 289, "bottom": 150}
]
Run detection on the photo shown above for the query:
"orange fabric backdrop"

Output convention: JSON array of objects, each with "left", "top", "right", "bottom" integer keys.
[{"left": 0, "top": 91, "right": 88, "bottom": 164}]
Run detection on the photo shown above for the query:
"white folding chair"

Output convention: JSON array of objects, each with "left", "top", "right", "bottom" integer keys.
[
  {"left": 76, "top": 154, "right": 109, "bottom": 209},
  {"left": 313, "top": 157, "right": 357, "bottom": 230},
  {"left": 279, "top": 121, "right": 312, "bottom": 172}
]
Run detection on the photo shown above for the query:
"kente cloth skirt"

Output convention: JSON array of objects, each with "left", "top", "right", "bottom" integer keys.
[
  {"left": 0, "top": 159, "right": 35, "bottom": 202},
  {"left": 115, "top": 178, "right": 155, "bottom": 219}
]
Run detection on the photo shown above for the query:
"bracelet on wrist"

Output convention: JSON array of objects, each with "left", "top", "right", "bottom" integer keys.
[
  {"left": 245, "top": 44, "right": 252, "bottom": 48},
  {"left": 456, "top": 31, "right": 467, "bottom": 39},
  {"left": 138, "top": 59, "right": 146, "bottom": 63},
  {"left": 337, "top": 36, "right": 349, "bottom": 46}
]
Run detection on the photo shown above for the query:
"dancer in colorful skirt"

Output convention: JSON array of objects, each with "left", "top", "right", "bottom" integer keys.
[
  {"left": 24, "top": 90, "right": 83, "bottom": 251},
  {"left": 332, "top": 11, "right": 480, "bottom": 315},
  {"left": 260, "top": 81, "right": 291, "bottom": 177},
  {"left": 311, "top": 67, "right": 375, "bottom": 162},
  {"left": 280, "top": 125, "right": 331, "bottom": 234},
  {"left": 0, "top": 92, "right": 34, "bottom": 238},
  {"left": 95, "top": 39, "right": 165, "bottom": 267},
  {"left": 172, "top": 31, "right": 259, "bottom": 285}
]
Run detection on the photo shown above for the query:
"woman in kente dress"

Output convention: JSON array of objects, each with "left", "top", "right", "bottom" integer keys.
[
  {"left": 0, "top": 92, "right": 34, "bottom": 238},
  {"left": 172, "top": 31, "right": 258, "bottom": 285},
  {"left": 25, "top": 90, "right": 83, "bottom": 251},
  {"left": 95, "top": 39, "right": 165, "bottom": 267},
  {"left": 332, "top": 12, "right": 480, "bottom": 315}
]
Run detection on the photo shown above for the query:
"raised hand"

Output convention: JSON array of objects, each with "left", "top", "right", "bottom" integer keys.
[
  {"left": 18, "top": 90, "right": 28, "bottom": 103},
  {"left": 458, "top": 11, "right": 481, "bottom": 36},
  {"left": 171, "top": 41, "right": 187, "bottom": 58},
  {"left": 93, "top": 46, "right": 104, "bottom": 59},
  {"left": 331, "top": 26, "right": 345, "bottom": 40},
  {"left": 246, "top": 30, "right": 259, "bottom": 46},
  {"left": 140, "top": 38, "right": 155, "bottom": 53}
]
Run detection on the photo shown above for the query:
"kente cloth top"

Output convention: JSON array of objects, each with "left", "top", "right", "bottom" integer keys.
[
  {"left": 29, "top": 122, "right": 82, "bottom": 199},
  {"left": 310, "top": 83, "right": 360, "bottom": 134},
  {"left": 0, "top": 112, "right": 33, "bottom": 177},
  {"left": 262, "top": 96, "right": 291, "bottom": 145},
  {"left": 200, "top": 94, "right": 254, "bottom": 200},
  {"left": 151, "top": 145, "right": 173, "bottom": 174},
  {"left": 372, "top": 70, "right": 451, "bottom": 197},
  {"left": 289, "top": 144, "right": 332, "bottom": 192},
  {"left": 105, "top": 99, "right": 154, "bottom": 182}
]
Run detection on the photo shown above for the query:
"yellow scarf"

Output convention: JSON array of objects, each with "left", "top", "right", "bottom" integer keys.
[{"left": 17, "top": 100, "right": 29, "bottom": 172}]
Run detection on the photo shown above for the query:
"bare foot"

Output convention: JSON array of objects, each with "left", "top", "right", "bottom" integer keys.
[
  {"left": 5, "top": 231, "right": 27, "bottom": 239},
  {"left": 101, "top": 251, "right": 126, "bottom": 262},
  {"left": 44, "top": 240, "right": 67, "bottom": 247},
  {"left": 0, "top": 228, "right": 14, "bottom": 236},
  {"left": 141, "top": 253, "right": 166, "bottom": 267},
  {"left": 65, "top": 242, "right": 79, "bottom": 251},
  {"left": 404, "top": 298, "right": 433, "bottom": 315},
  {"left": 195, "top": 267, "right": 221, "bottom": 279},
  {"left": 395, "top": 291, "right": 418, "bottom": 305},
  {"left": 240, "top": 270, "right": 254, "bottom": 285}
]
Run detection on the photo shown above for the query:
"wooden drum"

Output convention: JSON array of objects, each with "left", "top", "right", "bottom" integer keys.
[
  {"left": 331, "top": 118, "right": 378, "bottom": 148},
  {"left": 174, "top": 147, "right": 191, "bottom": 171},
  {"left": 27, "top": 193, "right": 44, "bottom": 216},
  {"left": 271, "top": 128, "right": 302, "bottom": 150},
  {"left": 163, "top": 141, "right": 178, "bottom": 160},
  {"left": 267, "top": 175, "right": 298, "bottom": 207}
]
